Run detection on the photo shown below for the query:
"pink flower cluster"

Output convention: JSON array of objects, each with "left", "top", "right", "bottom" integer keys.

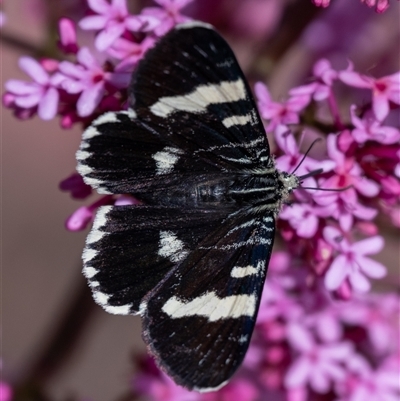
[
  {"left": 312, "top": 0, "right": 398, "bottom": 13},
  {"left": 4, "top": 0, "right": 195, "bottom": 230},
  {"left": 3, "top": 0, "right": 194, "bottom": 125}
]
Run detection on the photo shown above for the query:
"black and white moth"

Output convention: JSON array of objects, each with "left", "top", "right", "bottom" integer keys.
[{"left": 76, "top": 21, "right": 299, "bottom": 392}]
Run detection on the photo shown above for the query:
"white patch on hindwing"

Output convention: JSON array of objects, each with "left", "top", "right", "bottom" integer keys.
[
  {"left": 152, "top": 147, "right": 183, "bottom": 175},
  {"left": 149, "top": 79, "right": 247, "bottom": 117},
  {"left": 230, "top": 260, "right": 265, "bottom": 278},
  {"left": 158, "top": 230, "right": 188, "bottom": 263},
  {"left": 222, "top": 113, "right": 253, "bottom": 128},
  {"left": 161, "top": 292, "right": 256, "bottom": 322}
]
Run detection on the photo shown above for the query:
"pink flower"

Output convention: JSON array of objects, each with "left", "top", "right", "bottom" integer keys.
[
  {"left": 59, "top": 173, "right": 92, "bottom": 199},
  {"left": 340, "top": 294, "right": 400, "bottom": 354},
  {"left": 202, "top": 380, "right": 259, "bottom": 401},
  {"left": 142, "top": 0, "right": 194, "bottom": 36},
  {"left": 321, "top": 134, "right": 380, "bottom": 199},
  {"left": 290, "top": 59, "right": 337, "bottom": 103},
  {"left": 279, "top": 203, "right": 322, "bottom": 238},
  {"left": 285, "top": 323, "right": 353, "bottom": 393},
  {"left": 323, "top": 226, "right": 386, "bottom": 292},
  {"left": 4, "top": 57, "right": 60, "bottom": 120},
  {"left": 79, "top": 0, "right": 159, "bottom": 51},
  {"left": 346, "top": 364, "right": 400, "bottom": 401},
  {"left": 254, "top": 83, "right": 309, "bottom": 132},
  {"left": 312, "top": 0, "right": 330, "bottom": 7},
  {"left": 108, "top": 36, "right": 156, "bottom": 71},
  {"left": 339, "top": 67, "right": 400, "bottom": 121},
  {"left": 57, "top": 47, "right": 129, "bottom": 117},
  {"left": 361, "top": 0, "right": 391, "bottom": 13},
  {"left": 58, "top": 18, "right": 79, "bottom": 54},
  {"left": 0, "top": 381, "right": 13, "bottom": 401},
  {"left": 274, "top": 127, "right": 335, "bottom": 177},
  {"left": 314, "top": 187, "right": 377, "bottom": 231},
  {"left": 350, "top": 105, "right": 400, "bottom": 144},
  {"left": 65, "top": 195, "right": 114, "bottom": 231}
]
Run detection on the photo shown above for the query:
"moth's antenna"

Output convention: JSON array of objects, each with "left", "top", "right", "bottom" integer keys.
[
  {"left": 291, "top": 138, "right": 322, "bottom": 175},
  {"left": 298, "top": 169, "right": 324, "bottom": 181},
  {"left": 300, "top": 184, "right": 353, "bottom": 192}
]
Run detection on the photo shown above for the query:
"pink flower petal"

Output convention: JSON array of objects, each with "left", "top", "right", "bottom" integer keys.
[
  {"left": 112, "top": 0, "right": 128, "bottom": 14},
  {"left": 287, "top": 323, "right": 314, "bottom": 352},
  {"left": 95, "top": 23, "right": 125, "bottom": 51},
  {"left": 349, "top": 270, "right": 371, "bottom": 292},
  {"left": 79, "top": 15, "right": 108, "bottom": 30},
  {"left": 322, "top": 226, "right": 342, "bottom": 248},
  {"left": 14, "top": 92, "right": 41, "bottom": 108},
  {"left": 58, "top": 61, "right": 85, "bottom": 79},
  {"left": 19, "top": 57, "right": 49, "bottom": 85},
  {"left": 372, "top": 93, "right": 390, "bottom": 121},
  {"left": 77, "top": 81, "right": 105, "bottom": 117},
  {"left": 5, "top": 80, "right": 39, "bottom": 95},
  {"left": 351, "top": 236, "right": 384, "bottom": 255},
  {"left": 38, "top": 87, "right": 59, "bottom": 120},
  {"left": 309, "top": 369, "right": 330, "bottom": 393},
  {"left": 285, "top": 357, "right": 312, "bottom": 388},
  {"left": 324, "top": 254, "right": 348, "bottom": 290},
  {"left": 87, "top": 0, "right": 110, "bottom": 14},
  {"left": 352, "top": 176, "right": 380, "bottom": 197},
  {"left": 357, "top": 255, "right": 387, "bottom": 279},
  {"left": 339, "top": 71, "right": 372, "bottom": 89},
  {"left": 77, "top": 47, "right": 100, "bottom": 70}
]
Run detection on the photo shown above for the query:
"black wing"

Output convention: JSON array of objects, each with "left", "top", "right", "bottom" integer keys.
[
  {"left": 142, "top": 212, "right": 275, "bottom": 391},
  {"left": 76, "top": 22, "right": 272, "bottom": 199}
]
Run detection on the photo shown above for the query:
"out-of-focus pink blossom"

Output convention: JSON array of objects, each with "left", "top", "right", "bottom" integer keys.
[
  {"left": 361, "top": 0, "right": 391, "bottom": 13},
  {"left": 59, "top": 173, "right": 92, "bottom": 199},
  {"left": 109, "top": 36, "right": 156, "bottom": 71},
  {"left": 79, "top": 0, "right": 159, "bottom": 51},
  {"left": 57, "top": 47, "right": 130, "bottom": 117},
  {"left": 290, "top": 59, "right": 337, "bottom": 103},
  {"left": 350, "top": 105, "right": 400, "bottom": 144},
  {"left": 134, "top": 367, "right": 199, "bottom": 401},
  {"left": 4, "top": 57, "right": 60, "bottom": 120},
  {"left": 314, "top": 187, "right": 377, "bottom": 231},
  {"left": 58, "top": 18, "right": 79, "bottom": 54},
  {"left": 0, "top": 381, "right": 13, "bottom": 401},
  {"left": 322, "top": 134, "right": 380, "bottom": 199},
  {"left": 274, "top": 127, "right": 335, "bottom": 178},
  {"left": 285, "top": 323, "right": 352, "bottom": 393},
  {"left": 142, "top": 0, "right": 194, "bottom": 36},
  {"left": 202, "top": 380, "right": 259, "bottom": 401},
  {"left": 339, "top": 67, "right": 400, "bottom": 121},
  {"left": 279, "top": 203, "right": 322, "bottom": 238},
  {"left": 254, "top": 83, "right": 309, "bottom": 132},
  {"left": 323, "top": 226, "right": 386, "bottom": 292},
  {"left": 340, "top": 294, "right": 400, "bottom": 354},
  {"left": 312, "top": 0, "right": 330, "bottom": 7},
  {"left": 65, "top": 195, "right": 114, "bottom": 231}
]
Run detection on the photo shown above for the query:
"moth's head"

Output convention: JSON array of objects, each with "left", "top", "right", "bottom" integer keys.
[{"left": 279, "top": 171, "right": 300, "bottom": 193}]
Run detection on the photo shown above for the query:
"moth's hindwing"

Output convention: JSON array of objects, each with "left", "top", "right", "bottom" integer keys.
[
  {"left": 83, "top": 205, "right": 230, "bottom": 315},
  {"left": 142, "top": 212, "right": 275, "bottom": 391}
]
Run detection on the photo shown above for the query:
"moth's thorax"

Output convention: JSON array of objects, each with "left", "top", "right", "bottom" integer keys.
[{"left": 190, "top": 167, "right": 299, "bottom": 214}]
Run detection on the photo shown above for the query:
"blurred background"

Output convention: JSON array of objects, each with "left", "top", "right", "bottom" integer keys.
[{"left": 2, "top": 0, "right": 399, "bottom": 400}]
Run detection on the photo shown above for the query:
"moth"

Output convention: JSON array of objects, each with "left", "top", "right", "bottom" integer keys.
[{"left": 76, "top": 21, "right": 300, "bottom": 392}]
